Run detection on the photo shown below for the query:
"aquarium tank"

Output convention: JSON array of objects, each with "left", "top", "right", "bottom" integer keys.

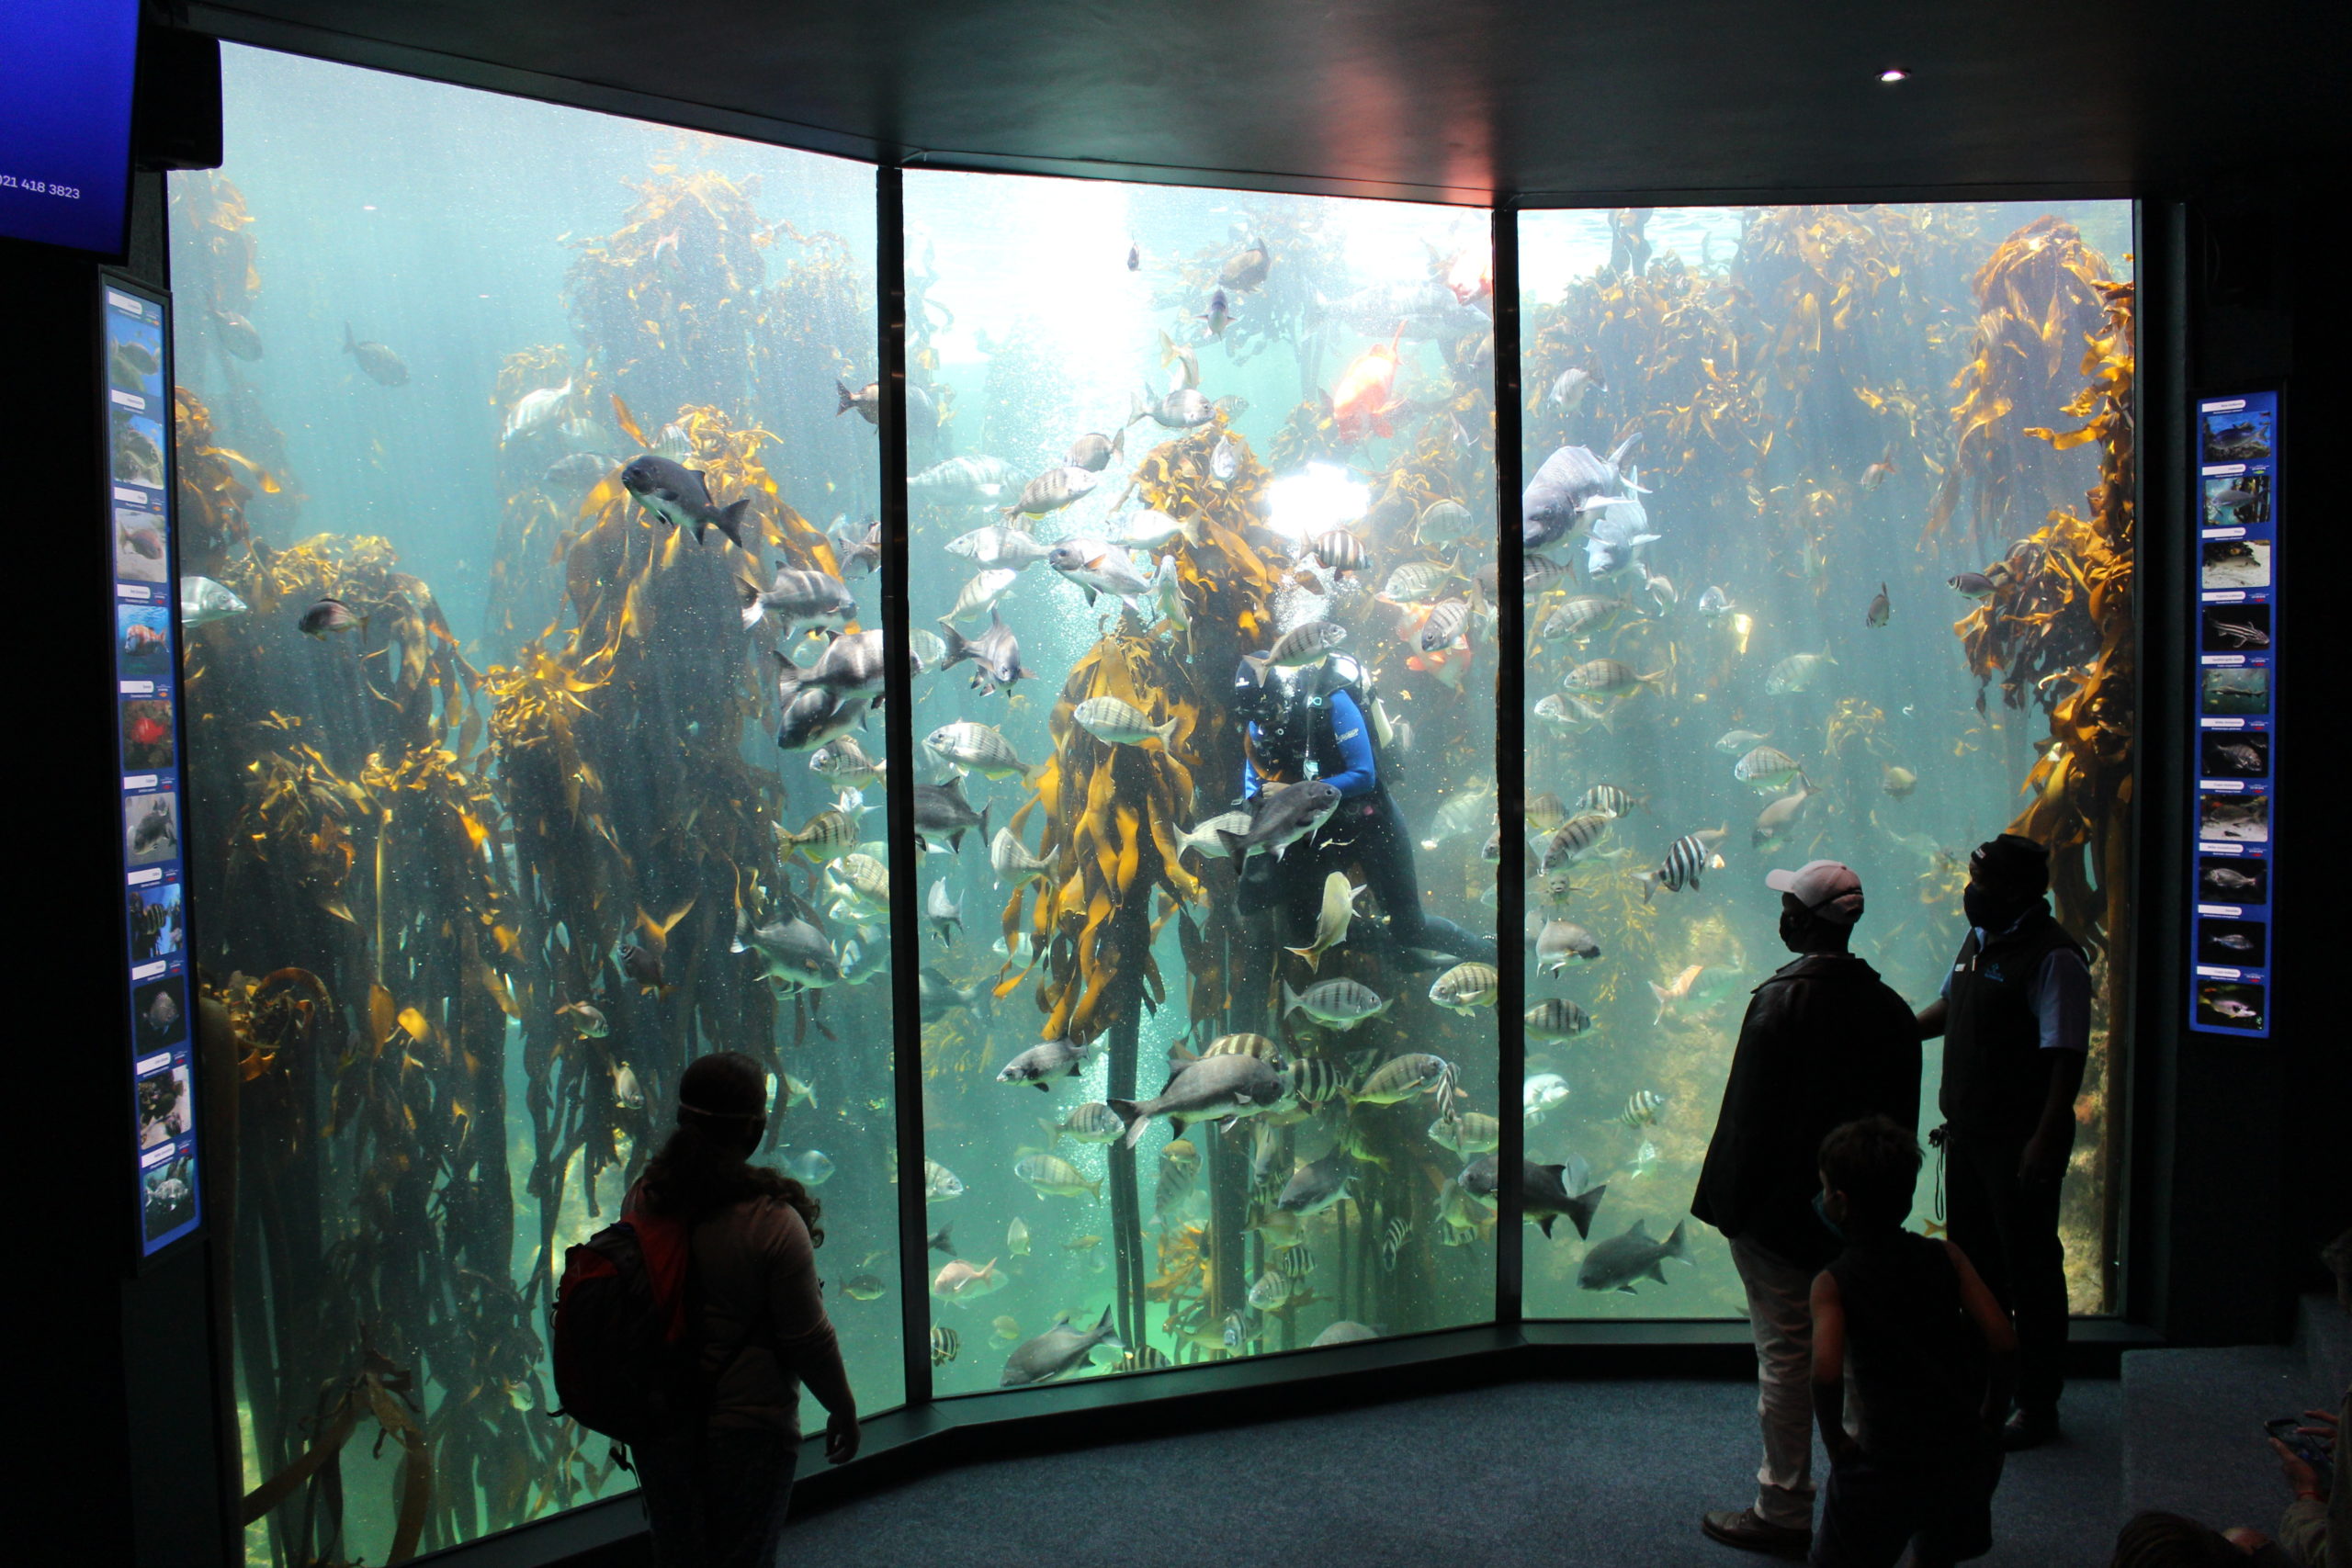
[
  {"left": 169, "top": 48, "right": 901, "bottom": 1564},
  {"left": 1514, "top": 203, "right": 2137, "bottom": 1320},
  {"left": 900, "top": 171, "right": 1499, "bottom": 1387},
  {"left": 164, "top": 39, "right": 2141, "bottom": 1568}
]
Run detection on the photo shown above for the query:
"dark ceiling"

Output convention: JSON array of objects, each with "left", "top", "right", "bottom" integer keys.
[{"left": 184, "top": 0, "right": 2304, "bottom": 204}]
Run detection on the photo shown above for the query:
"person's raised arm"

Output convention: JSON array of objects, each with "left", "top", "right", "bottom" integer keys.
[
  {"left": 1319, "top": 689, "right": 1378, "bottom": 797},
  {"left": 1946, "top": 1240, "right": 2018, "bottom": 1437},
  {"left": 1809, "top": 1270, "right": 1860, "bottom": 1466}
]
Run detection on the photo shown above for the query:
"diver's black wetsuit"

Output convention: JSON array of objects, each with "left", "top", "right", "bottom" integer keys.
[{"left": 1233, "top": 672, "right": 1496, "bottom": 966}]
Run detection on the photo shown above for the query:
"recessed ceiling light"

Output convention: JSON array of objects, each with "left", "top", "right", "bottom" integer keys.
[{"left": 1878, "top": 67, "right": 1910, "bottom": 83}]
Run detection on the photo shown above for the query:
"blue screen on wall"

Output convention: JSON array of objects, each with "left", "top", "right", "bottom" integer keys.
[{"left": 0, "top": 0, "right": 140, "bottom": 254}]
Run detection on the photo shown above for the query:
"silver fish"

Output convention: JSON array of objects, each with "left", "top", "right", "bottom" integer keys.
[
  {"left": 949, "top": 567, "right": 1019, "bottom": 622},
  {"left": 989, "top": 827, "right": 1056, "bottom": 888},
  {"left": 997, "top": 1036, "right": 1090, "bottom": 1089},
  {"left": 1110, "top": 1053, "right": 1286, "bottom": 1147},
  {"left": 1577, "top": 1218, "right": 1690, "bottom": 1293},
  {"left": 1072, "top": 695, "right": 1179, "bottom": 748}
]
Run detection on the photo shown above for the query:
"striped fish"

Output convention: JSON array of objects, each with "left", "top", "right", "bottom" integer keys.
[
  {"left": 1637, "top": 827, "right": 1727, "bottom": 902},
  {"left": 1201, "top": 1032, "right": 1285, "bottom": 1066},
  {"left": 1541, "top": 593, "right": 1623, "bottom": 639},
  {"left": 1273, "top": 1242, "right": 1317, "bottom": 1281},
  {"left": 1429, "top": 961, "right": 1501, "bottom": 1013},
  {"left": 1351, "top": 1052, "right": 1453, "bottom": 1105},
  {"left": 1381, "top": 1215, "right": 1413, "bottom": 1272},
  {"left": 1119, "top": 1345, "right": 1173, "bottom": 1372},
  {"left": 1616, "top": 1089, "right": 1667, "bottom": 1128},
  {"left": 1417, "top": 596, "right": 1474, "bottom": 652},
  {"left": 930, "top": 1325, "right": 960, "bottom": 1366},
  {"left": 1524, "top": 998, "right": 1593, "bottom": 1042},
  {"left": 1540, "top": 810, "right": 1615, "bottom": 870},
  {"left": 1579, "top": 783, "right": 1636, "bottom": 818},
  {"left": 1283, "top": 1055, "right": 1351, "bottom": 1108},
  {"left": 1427, "top": 1111, "right": 1501, "bottom": 1155},
  {"left": 1522, "top": 551, "right": 1575, "bottom": 592},
  {"left": 1525, "top": 791, "right": 1570, "bottom": 833},
  {"left": 1308, "top": 529, "right": 1370, "bottom": 577}
]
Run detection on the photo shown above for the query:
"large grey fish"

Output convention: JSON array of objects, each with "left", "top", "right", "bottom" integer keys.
[
  {"left": 1066, "top": 430, "right": 1125, "bottom": 471},
  {"left": 795, "top": 628, "right": 887, "bottom": 699},
  {"left": 911, "top": 454, "right": 1018, "bottom": 507},
  {"left": 342, "top": 322, "right": 408, "bottom": 385},
  {"left": 1216, "top": 780, "right": 1341, "bottom": 862},
  {"left": 1005, "top": 465, "right": 1099, "bottom": 518},
  {"left": 1276, "top": 1148, "right": 1353, "bottom": 1214},
  {"left": 996, "top": 1036, "right": 1090, "bottom": 1090},
  {"left": 1109, "top": 1053, "right": 1286, "bottom": 1147},
  {"left": 917, "top": 968, "right": 986, "bottom": 1024},
  {"left": 620, "top": 455, "right": 751, "bottom": 547},
  {"left": 211, "top": 307, "right": 264, "bottom": 360},
  {"left": 1534, "top": 919, "right": 1601, "bottom": 973},
  {"left": 775, "top": 685, "right": 866, "bottom": 751},
  {"left": 181, "top": 576, "right": 249, "bottom": 627},
  {"left": 1522, "top": 434, "right": 1640, "bottom": 549},
  {"left": 944, "top": 523, "right": 1054, "bottom": 570},
  {"left": 1000, "top": 1305, "right": 1120, "bottom": 1387},
  {"left": 741, "top": 568, "right": 855, "bottom": 634},
  {"left": 1582, "top": 502, "right": 1661, "bottom": 578},
  {"left": 1521, "top": 1156, "right": 1608, "bottom": 1240},
  {"left": 732, "top": 907, "right": 840, "bottom": 988},
  {"left": 1131, "top": 386, "right": 1215, "bottom": 429},
  {"left": 911, "top": 775, "right": 989, "bottom": 852},
  {"left": 935, "top": 610, "right": 1032, "bottom": 696},
  {"left": 1577, "top": 1218, "right": 1690, "bottom": 1292},
  {"left": 1046, "top": 538, "right": 1156, "bottom": 605}
]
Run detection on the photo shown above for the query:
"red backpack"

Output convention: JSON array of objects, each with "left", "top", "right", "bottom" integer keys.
[{"left": 549, "top": 1209, "right": 701, "bottom": 1448}]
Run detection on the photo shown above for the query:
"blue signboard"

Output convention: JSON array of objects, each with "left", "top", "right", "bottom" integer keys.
[
  {"left": 2189, "top": 389, "right": 2278, "bottom": 1037},
  {"left": 105, "top": 276, "right": 202, "bottom": 1253},
  {"left": 0, "top": 1, "right": 141, "bottom": 255}
]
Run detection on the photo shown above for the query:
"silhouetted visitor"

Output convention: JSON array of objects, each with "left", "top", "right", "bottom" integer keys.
[
  {"left": 1809, "top": 1115, "right": 2014, "bottom": 1568},
  {"left": 629, "top": 1052, "right": 859, "bottom": 1568},
  {"left": 1917, "top": 833, "right": 2089, "bottom": 1450},
  {"left": 1693, "top": 862, "right": 1922, "bottom": 1559}
]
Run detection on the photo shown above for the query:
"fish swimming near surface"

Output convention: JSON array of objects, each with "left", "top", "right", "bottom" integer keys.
[
  {"left": 1577, "top": 1218, "right": 1690, "bottom": 1293},
  {"left": 343, "top": 322, "right": 408, "bottom": 385},
  {"left": 620, "top": 455, "right": 752, "bottom": 547},
  {"left": 1000, "top": 1306, "right": 1121, "bottom": 1388}
]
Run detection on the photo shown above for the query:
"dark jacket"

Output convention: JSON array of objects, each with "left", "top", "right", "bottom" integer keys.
[
  {"left": 1939, "top": 906, "right": 2084, "bottom": 1143},
  {"left": 666, "top": 1195, "right": 849, "bottom": 1438},
  {"left": 1690, "top": 952, "right": 1923, "bottom": 1269}
]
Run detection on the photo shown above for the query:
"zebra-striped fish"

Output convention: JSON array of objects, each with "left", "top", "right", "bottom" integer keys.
[
  {"left": 1351, "top": 1052, "right": 1452, "bottom": 1105},
  {"left": 1283, "top": 1055, "right": 1351, "bottom": 1107},
  {"left": 1119, "top": 1345, "right": 1173, "bottom": 1372},
  {"left": 1579, "top": 784, "right": 1636, "bottom": 818},
  {"left": 1525, "top": 997, "right": 1594, "bottom": 1042},
  {"left": 1541, "top": 811, "right": 1616, "bottom": 870},
  {"left": 1200, "top": 1032, "right": 1285, "bottom": 1066},
  {"left": 989, "top": 827, "right": 1054, "bottom": 888},
  {"left": 1273, "top": 1243, "right": 1316, "bottom": 1281},
  {"left": 1309, "top": 529, "right": 1370, "bottom": 576},
  {"left": 930, "top": 1325, "right": 960, "bottom": 1366},
  {"left": 1616, "top": 1089, "right": 1666, "bottom": 1128},
  {"left": 1381, "top": 1215, "right": 1413, "bottom": 1272},
  {"left": 1429, "top": 962, "right": 1500, "bottom": 1013},
  {"left": 1637, "top": 827, "right": 1728, "bottom": 902},
  {"left": 1417, "top": 596, "right": 1474, "bottom": 652},
  {"left": 1427, "top": 1111, "right": 1502, "bottom": 1156}
]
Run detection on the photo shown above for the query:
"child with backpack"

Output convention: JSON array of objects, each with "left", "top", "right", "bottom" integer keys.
[
  {"left": 1808, "top": 1114, "right": 2018, "bottom": 1568},
  {"left": 556, "top": 1052, "right": 857, "bottom": 1568}
]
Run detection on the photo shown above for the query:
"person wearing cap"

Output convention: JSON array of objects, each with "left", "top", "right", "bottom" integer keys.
[
  {"left": 1915, "top": 833, "right": 2090, "bottom": 1453},
  {"left": 1695, "top": 861, "right": 1923, "bottom": 1560},
  {"left": 628, "top": 1052, "right": 859, "bottom": 1566},
  {"left": 1227, "top": 654, "right": 1497, "bottom": 966}
]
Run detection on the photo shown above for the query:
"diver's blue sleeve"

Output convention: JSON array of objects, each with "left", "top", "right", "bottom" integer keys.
[
  {"left": 1323, "top": 691, "right": 1377, "bottom": 797},
  {"left": 1241, "top": 725, "right": 1262, "bottom": 802}
]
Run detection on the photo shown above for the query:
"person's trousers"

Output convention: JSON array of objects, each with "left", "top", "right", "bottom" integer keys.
[
  {"left": 1943, "top": 1132, "right": 2069, "bottom": 1413},
  {"left": 1732, "top": 1235, "right": 1824, "bottom": 1530},
  {"left": 636, "top": 1426, "right": 798, "bottom": 1568}
]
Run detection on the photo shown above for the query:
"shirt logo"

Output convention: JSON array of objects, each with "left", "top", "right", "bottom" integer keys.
[{"left": 1334, "top": 727, "right": 1361, "bottom": 743}]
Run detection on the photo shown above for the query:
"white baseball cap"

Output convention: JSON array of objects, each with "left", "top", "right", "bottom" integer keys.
[{"left": 1765, "top": 860, "right": 1864, "bottom": 923}]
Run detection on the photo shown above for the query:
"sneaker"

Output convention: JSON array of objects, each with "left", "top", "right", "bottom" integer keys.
[
  {"left": 2001, "top": 1407, "right": 2061, "bottom": 1450},
  {"left": 1702, "top": 1507, "right": 1814, "bottom": 1559}
]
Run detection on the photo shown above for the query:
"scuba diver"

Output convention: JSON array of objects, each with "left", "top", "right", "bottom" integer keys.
[{"left": 1228, "top": 654, "right": 1498, "bottom": 967}]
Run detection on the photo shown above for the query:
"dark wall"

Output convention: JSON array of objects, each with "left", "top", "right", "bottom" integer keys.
[{"left": 11, "top": 165, "right": 237, "bottom": 1565}]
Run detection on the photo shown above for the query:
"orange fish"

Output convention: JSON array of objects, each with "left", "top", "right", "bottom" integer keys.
[
  {"left": 1444, "top": 248, "right": 1491, "bottom": 305},
  {"left": 129, "top": 712, "right": 169, "bottom": 748},
  {"left": 1330, "top": 327, "right": 1403, "bottom": 444}
]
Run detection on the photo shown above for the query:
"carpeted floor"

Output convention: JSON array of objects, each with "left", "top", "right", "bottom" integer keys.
[{"left": 784, "top": 1375, "right": 2128, "bottom": 1567}]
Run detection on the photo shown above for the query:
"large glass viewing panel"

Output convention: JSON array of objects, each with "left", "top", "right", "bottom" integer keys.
[
  {"left": 171, "top": 48, "right": 899, "bottom": 1563},
  {"left": 901, "top": 172, "right": 1500, "bottom": 1387},
  {"left": 1514, "top": 204, "right": 2137, "bottom": 1319}
]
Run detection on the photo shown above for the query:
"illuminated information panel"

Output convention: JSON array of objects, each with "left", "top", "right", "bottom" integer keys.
[
  {"left": 2189, "top": 389, "right": 2278, "bottom": 1038},
  {"left": 105, "top": 278, "right": 202, "bottom": 1252}
]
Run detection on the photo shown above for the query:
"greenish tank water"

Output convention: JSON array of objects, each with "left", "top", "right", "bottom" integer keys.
[{"left": 171, "top": 42, "right": 2133, "bottom": 1568}]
